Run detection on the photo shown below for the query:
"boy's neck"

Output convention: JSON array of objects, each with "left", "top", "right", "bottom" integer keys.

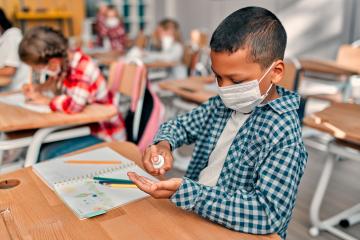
[{"left": 263, "top": 85, "right": 280, "bottom": 104}]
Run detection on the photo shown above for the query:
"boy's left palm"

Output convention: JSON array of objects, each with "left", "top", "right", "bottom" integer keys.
[{"left": 127, "top": 172, "right": 182, "bottom": 199}]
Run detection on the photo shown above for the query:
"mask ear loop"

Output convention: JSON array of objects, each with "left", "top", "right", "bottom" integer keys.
[{"left": 258, "top": 62, "right": 276, "bottom": 99}]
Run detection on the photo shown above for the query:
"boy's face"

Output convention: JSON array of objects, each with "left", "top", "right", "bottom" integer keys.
[{"left": 210, "top": 48, "right": 284, "bottom": 96}]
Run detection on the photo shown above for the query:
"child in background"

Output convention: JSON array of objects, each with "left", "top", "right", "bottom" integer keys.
[
  {"left": 19, "top": 26, "right": 126, "bottom": 161},
  {"left": 0, "top": 8, "right": 30, "bottom": 91},
  {"left": 128, "top": 7, "right": 308, "bottom": 239},
  {"left": 95, "top": 4, "right": 127, "bottom": 51},
  {"left": 127, "top": 18, "right": 187, "bottom": 78}
]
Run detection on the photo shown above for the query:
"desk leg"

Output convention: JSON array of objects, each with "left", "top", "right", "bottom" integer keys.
[
  {"left": 24, "top": 125, "right": 91, "bottom": 167},
  {"left": 309, "top": 149, "right": 360, "bottom": 240}
]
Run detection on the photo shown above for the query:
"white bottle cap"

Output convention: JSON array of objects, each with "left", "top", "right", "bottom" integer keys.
[{"left": 153, "top": 155, "right": 164, "bottom": 169}]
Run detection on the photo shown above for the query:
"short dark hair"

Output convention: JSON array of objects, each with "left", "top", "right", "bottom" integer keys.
[
  {"left": 0, "top": 8, "right": 13, "bottom": 32},
  {"left": 19, "top": 26, "right": 68, "bottom": 65},
  {"left": 210, "top": 6, "right": 287, "bottom": 68}
]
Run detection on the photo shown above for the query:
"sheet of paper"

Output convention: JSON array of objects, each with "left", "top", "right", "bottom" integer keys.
[{"left": 0, "top": 93, "right": 51, "bottom": 113}]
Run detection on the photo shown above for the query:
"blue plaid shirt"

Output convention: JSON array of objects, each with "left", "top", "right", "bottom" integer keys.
[{"left": 154, "top": 86, "right": 308, "bottom": 239}]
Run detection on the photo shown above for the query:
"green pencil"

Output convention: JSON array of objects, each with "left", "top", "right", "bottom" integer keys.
[{"left": 93, "top": 177, "right": 133, "bottom": 184}]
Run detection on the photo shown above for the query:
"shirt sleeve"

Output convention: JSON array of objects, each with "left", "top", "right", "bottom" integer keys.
[
  {"left": 153, "top": 97, "right": 216, "bottom": 150},
  {"left": 0, "top": 29, "right": 22, "bottom": 68},
  {"left": 49, "top": 62, "right": 99, "bottom": 113},
  {"left": 170, "top": 143, "right": 307, "bottom": 235}
]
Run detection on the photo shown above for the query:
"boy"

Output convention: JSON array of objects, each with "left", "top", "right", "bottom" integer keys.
[{"left": 128, "top": 7, "right": 308, "bottom": 239}]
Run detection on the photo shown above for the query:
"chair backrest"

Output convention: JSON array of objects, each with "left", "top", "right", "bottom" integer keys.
[
  {"left": 109, "top": 59, "right": 165, "bottom": 151},
  {"left": 108, "top": 60, "right": 144, "bottom": 97},
  {"left": 336, "top": 44, "right": 360, "bottom": 73},
  {"left": 278, "top": 59, "right": 301, "bottom": 91}
]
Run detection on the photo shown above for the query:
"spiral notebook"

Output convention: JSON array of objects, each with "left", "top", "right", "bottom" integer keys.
[{"left": 32, "top": 147, "right": 157, "bottom": 219}]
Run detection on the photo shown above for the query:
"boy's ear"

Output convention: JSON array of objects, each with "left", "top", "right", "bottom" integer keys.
[{"left": 271, "top": 60, "right": 284, "bottom": 84}]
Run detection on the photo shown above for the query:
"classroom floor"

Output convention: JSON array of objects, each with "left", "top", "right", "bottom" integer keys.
[{"left": 167, "top": 146, "right": 360, "bottom": 240}]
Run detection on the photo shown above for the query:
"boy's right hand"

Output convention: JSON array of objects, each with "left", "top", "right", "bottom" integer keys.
[{"left": 142, "top": 141, "right": 173, "bottom": 176}]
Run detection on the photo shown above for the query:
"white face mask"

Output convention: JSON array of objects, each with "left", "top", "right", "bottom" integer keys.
[
  {"left": 217, "top": 62, "right": 275, "bottom": 113},
  {"left": 105, "top": 17, "right": 119, "bottom": 28},
  {"left": 161, "top": 36, "right": 174, "bottom": 51}
]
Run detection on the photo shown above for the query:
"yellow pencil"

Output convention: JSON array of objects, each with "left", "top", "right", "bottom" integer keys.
[
  {"left": 106, "top": 184, "right": 138, "bottom": 189},
  {"left": 64, "top": 160, "right": 122, "bottom": 164}
]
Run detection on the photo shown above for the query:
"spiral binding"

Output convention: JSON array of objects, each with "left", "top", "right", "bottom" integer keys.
[{"left": 54, "top": 162, "right": 136, "bottom": 186}]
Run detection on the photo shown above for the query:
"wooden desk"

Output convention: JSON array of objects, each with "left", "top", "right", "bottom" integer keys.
[
  {"left": 95, "top": 55, "right": 178, "bottom": 70},
  {"left": 0, "top": 103, "right": 117, "bottom": 132},
  {"left": 0, "top": 77, "right": 11, "bottom": 87},
  {"left": 303, "top": 102, "right": 360, "bottom": 144},
  {"left": 0, "top": 141, "right": 280, "bottom": 240},
  {"left": 15, "top": 11, "right": 74, "bottom": 36},
  {"left": 299, "top": 59, "right": 360, "bottom": 76},
  {"left": 159, "top": 76, "right": 217, "bottom": 104}
]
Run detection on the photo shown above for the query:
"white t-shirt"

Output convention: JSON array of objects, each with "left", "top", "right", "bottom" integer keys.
[
  {"left": 198, "top": 111, "right": 250, "bottom": 186},
  {"left": 0, "top": 27, "right": 30, "bottom": 91}
]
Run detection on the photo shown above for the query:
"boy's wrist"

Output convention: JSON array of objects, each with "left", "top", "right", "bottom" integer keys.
[{"left": 156, "top": 140, "right": 171, "bottom": 151}]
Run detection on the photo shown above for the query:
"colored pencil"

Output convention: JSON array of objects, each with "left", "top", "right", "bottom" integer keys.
[{"left": 93, "top": 177, "right": 133, "bottom": 184}]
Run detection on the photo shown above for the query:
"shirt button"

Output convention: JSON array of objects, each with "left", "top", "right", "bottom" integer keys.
[{"left": 246, "top": 186, "right": 253, "bottom": 192}]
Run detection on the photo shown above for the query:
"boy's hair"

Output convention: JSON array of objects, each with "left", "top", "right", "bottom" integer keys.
[
  {"left": 19, "top": 26, "right": 68, "bottom": 65},
  {"left": 0, "top": 8, "right": 13, "bottom": 32},
  {"left": 210, "top": 6, "right": 287, "bottom": 69}
]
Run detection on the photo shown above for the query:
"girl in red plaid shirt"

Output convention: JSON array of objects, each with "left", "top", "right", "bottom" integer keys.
[
  {"left": 18, "top": 26, "right": 126, "bottom": 160},
  {"left": 95, "top": 5, "right": 127, "bottom": 51}
]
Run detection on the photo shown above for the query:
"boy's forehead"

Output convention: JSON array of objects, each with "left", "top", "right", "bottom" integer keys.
[{"left": 210, "top": 48, "right": 261, "bottom": 75}]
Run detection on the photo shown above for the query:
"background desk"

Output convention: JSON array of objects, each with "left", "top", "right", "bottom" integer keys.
[
  {"left": 0, "top": 102, "right": 117, "bottom": 167},
  {"left": 303, "top": 102, "right": 360, "bottom": 144},
  {"left": 0, "top": 141, "right": 280, "bottom": 240},
  {"left": 303, "top": 103, "right": 360, "bottom": 240},
  {"left": 0, "top": 77, "right": 11, "bottom": 88},
  {"left": 159, "top": 76, "right": 216, "bottom": 104}
]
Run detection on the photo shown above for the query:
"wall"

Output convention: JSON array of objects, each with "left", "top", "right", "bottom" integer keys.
[
  {"left": 161, "top": 0, "right": 360, "bottom": 60},
  {"left": 0, "top": 0, "right": 84, "bottom": 37}
]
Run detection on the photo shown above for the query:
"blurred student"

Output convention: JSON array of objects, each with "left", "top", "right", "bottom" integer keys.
[
  {"left": 128, "top": 7, "right": 308, "bottom": 239},
  {"left": 127, "top": 18, "right": 187, "bottom": 78},
  {"left": 0, "top": 8, "right": 30, "bottom": 91},
  {"left": 19, "top": 26, "right": 126, "bottom": 161},
  {"left": 95, "top": 4, "right": 127, "bottom": 51}
]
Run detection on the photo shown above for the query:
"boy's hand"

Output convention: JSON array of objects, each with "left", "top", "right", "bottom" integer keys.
[
  {"left": 142, "top": 141, "right": 173, "bottom": 176},
  {"left": 22, "top": 84, "right": 51, "bottom": 105},
  {"left": 127, "top": 172, "right": 182, "bottom": 199}
]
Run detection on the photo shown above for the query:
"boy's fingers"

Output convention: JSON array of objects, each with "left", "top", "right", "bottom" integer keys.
[{"left": 150, "top": 145, "right": 158, "bottom": 163}]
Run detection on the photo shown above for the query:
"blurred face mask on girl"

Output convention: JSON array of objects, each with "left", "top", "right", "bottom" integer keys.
[
  {"left": 161, "top": 35, "right": 174, "bottom": 51},
  {"left": 105, "top": 17, "right": 119, "bottom": 28}
]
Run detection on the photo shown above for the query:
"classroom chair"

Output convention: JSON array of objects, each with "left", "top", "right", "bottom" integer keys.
[
  {"left": 298, "top": 43, "right": 360, "bottom": 103},
  {"left": 108, "top": 58, "right": 165, "bottom": 151}
]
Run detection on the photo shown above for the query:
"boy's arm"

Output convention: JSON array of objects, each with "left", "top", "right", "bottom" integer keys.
[
  {"left": 153, "top": 97, "right": 216, "bottom": 150},
  {"left": 170, "top": 143, "right": 307, "bottom": 235}
]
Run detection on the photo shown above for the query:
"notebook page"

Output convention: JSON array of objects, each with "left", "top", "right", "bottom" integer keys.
[
  {"left": 54, "top": 163, "right": 158, "bottom": 219},
  {"left": 32, "top": 147, "right": 134, "bottom": 189},
  {"left": 0, "top": 93, "right": 51, "bottom": 113}
]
